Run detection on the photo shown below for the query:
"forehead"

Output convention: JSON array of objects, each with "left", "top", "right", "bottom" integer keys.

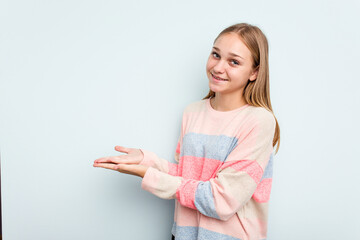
[{"left": 213, "top": 32, "right": 251, "bottom": 60}]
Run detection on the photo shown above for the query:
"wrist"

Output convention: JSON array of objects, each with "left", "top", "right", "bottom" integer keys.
[{"left": 140, "top": 166, "right": 149, "bottom": 178}]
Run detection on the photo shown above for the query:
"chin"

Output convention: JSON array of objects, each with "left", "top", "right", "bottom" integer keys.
[{"left": 208, "top": 82, "right": 220, "bottom": 93}]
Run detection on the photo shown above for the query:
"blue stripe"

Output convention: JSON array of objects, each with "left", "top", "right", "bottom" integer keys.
[
  {"left": 172, "top": 222, "right": 244, "bottom": 240},
  {"left": 181, "top": 132, "right": 238, "bottom": 162},
  {"left": 261, "top": 153, "right": 273, "bottom": 180},
  {"left": 194, "top": 181, "right": 220, "bottom": 219}
]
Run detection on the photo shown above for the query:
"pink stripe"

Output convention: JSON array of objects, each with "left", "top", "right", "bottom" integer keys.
[
  {"left": 220, "top": 160, "right": 263, "bottom": 184},
  {"left": 176, "top": 179, "right": 199, "bottom": 209},
  {"left": 173, "top": 200, "right": 199, "bottom": 226},
  {"left": 178, "top": 156, "right": 223, "bottom": 180},
  {"left": 168, "top": 162, "right": 178, "bottom": 176},
  {"left": 252, "top": 178, "right": 272, "bottom": 203}
]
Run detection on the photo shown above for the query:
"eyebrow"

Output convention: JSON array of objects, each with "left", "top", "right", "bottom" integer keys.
[{"left": 212, "top": 46, "right": 245, "bottom": 60}]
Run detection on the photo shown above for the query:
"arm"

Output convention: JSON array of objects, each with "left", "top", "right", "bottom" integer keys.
[{"left": 141, "top": 113, "right": 276, "bottom": 221}]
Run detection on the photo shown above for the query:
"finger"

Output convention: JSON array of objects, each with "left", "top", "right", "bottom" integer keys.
[
  {"left": 112, "top": 164, "right": 140, "bottom": 175},
  {"left": 114, "top": 145, "right": 130, "bottom": 154},
  {"left": 111, "top": 156, "right": 137, "bottom": 164},
  {"left": 93, "top": 162, "right": 135, "bottom": 176},
  {"left": 94, "top": 156, "right": 134, "bottom": 164},
  {"left": 94, "top": 157, "right": 118, "bottom": 164},
  {"left": 93, "top": 162, "right": 118, "bottom": 171}
]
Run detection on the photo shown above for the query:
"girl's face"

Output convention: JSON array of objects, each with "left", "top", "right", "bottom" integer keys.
[{"left": 206, "top": 32, "right": 258, "bottom": 95}]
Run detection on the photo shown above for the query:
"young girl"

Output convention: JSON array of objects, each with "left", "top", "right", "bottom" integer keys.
[{"left": 93, "top": 22, "right": 280, "bottom": 240}]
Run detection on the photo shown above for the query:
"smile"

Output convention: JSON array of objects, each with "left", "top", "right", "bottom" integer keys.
[{"left": 211, "top": 73, "right": 228, "bottom": 81}]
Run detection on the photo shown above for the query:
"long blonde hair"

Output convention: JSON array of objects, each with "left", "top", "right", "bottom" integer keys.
[{"left": 202, "top": 23, "right": 281, "bottom": 154}]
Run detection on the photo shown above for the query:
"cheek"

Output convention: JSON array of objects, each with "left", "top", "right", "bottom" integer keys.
[
  {"left": 206, "top": 59, "right": 215, "bottom": 71},
  {"left": 228, "top": 69, "right": 244, "bottom": 80},
  {"left": 205, "top": 62, "right": 211, "bottom": 72}
]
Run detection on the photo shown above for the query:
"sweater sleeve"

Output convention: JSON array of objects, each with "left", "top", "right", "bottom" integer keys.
[{"left": 141, "top": 113, "right": 276, "bottom": 221}]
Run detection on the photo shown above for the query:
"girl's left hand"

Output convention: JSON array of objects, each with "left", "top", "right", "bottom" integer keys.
[{"left": 93, "top": 160, "right": 149, "bottom": 178}]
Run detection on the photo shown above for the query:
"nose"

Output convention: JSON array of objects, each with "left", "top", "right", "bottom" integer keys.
[{"left": 213, "top": 60, "right": 226, "bottom": 74}]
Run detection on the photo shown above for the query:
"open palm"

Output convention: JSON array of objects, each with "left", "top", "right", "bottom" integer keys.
[
  {"left": 94, "top": 145, "right": 144, "bottom": 165},
  {"left": 93, "top": 145, "right": 148, "bottom": 177}
]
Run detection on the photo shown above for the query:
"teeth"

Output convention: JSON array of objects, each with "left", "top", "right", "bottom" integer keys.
[{"left": 212, "top": 73, "right": 226, "bottom": 81}]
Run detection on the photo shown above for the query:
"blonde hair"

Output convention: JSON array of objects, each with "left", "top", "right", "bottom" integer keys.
[{"left": 202, "top": 23, "right": 281, "bottom": 154}]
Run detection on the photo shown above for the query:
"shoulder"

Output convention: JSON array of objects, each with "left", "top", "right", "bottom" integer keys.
[
  {"left": 183, "top": 99, "right": 207, "bottom": 114},
  {"left": 244, "top": 105, "right": 276, "bottom": 132}
]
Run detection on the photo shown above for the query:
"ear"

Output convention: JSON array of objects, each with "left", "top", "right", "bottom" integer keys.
[{"left": 249, "top": 66, "right": 259, "bottom": 81}]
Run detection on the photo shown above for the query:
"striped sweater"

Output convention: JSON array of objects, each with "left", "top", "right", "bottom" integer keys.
[{"left": 140, "top": 97, "right": 276, "bottom": 240}]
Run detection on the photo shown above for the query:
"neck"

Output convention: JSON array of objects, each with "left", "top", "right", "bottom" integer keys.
[{"left": 210, "top": 92, "right": 247, "bottom": 111}]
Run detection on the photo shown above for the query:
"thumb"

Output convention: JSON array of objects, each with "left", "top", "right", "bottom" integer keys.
[{"left": 114, "top": 145, "right": 130, "bottom": 154}]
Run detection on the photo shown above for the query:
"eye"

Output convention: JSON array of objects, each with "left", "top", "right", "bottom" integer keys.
[
  {"left": 230, "top": 60, "right": 240, "bottom": 65},
  {"left": 211, "top": 51, "right": 220, "bottom": 59}
]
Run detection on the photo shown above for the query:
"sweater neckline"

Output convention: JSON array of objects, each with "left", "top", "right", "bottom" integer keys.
[{"left": 206, "top": 96, "right": 249, "bottom": 115}]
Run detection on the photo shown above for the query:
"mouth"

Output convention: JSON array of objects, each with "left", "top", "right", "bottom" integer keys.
[{"left": 211, "top": 73, "right": 228, "bottom": 81}]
